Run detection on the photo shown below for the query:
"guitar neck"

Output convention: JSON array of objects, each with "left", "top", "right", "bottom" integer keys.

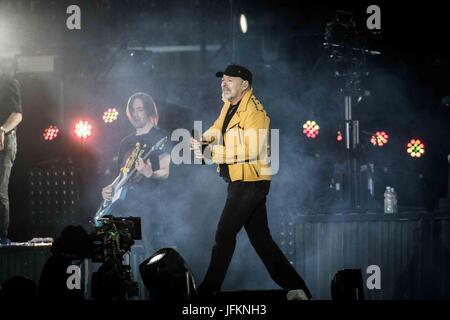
[{"left": 118, "top": 144, "right": 160, "bottom": 186}]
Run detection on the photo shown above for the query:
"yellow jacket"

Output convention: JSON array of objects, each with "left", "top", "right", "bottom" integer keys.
[{"left": 203, "top": 89, "right": 272, "bottom": 182}]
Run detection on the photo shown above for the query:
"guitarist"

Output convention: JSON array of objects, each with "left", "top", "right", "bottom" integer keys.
[{"left": 101, "top": 92, "right": 170, "bottom": 250}]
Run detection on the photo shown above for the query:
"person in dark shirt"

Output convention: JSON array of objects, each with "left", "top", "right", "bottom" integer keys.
[
  {"left": 101, "top": 92, "right": 170, "bottom": 254},
  {"left": 0, "top": 72, "right": 23, "bottom": 245}
]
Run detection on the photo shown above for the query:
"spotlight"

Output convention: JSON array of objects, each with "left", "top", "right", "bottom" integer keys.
[
  {"left": 139, "top": 248, "right": 196, "bottom": 302},
  {"left": 302, "top": 120, "right": 320, "bottom": 139},
  {"left": 74, "top": 120, "right": 92, "bottom": 139},
  {"left": 370, "top": 131, "right": 389, "bottom": 147},
  {"left": 43, "top": 125, "right": 59, "bottom": 141},
  {"left": 407, "top": 139, "right": 425, "bottom": 158},
  {"left": 102, "top": 108, "right": 119, "bottom": 123},
  {"left": 149, "top": 252, "right": 166, "bottom": 264},
  {"left": 239, "top": 14, "right": 248, "bottom": 34}
]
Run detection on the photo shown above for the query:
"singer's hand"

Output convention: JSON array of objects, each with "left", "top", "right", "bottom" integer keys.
[{"left": 190, "top": 138, "right": 204, "bottom": 160}]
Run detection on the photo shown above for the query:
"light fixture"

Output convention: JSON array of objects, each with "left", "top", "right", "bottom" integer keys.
[
  {"left": 302, "top": 120, "right": 320, "bottom": 139},
  {"left": 407, "top": 139, "right": 425, "bottom": 158},
  {"left": 74, "top": 120, "right": 92, "bottom": 139},
  {"left": 139, "top": 248, "right": 196, "bottom": 302},
  {"left": 43, "top": 125, "right": 59, "bottom": 141},
  {"left": 102, "top": 108, "right": 119, "bottom": 123},
  {"left": 370, "top": 131, "right": 389, "bottom": 147},
  {"left": 239, "top": 14, "right": 248, "bottom": 34}
]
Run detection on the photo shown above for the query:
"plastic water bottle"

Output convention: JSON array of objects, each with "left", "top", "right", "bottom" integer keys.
[
  {"left": 384, "top": 187, "right": 398, "bottom": 213},
  {"left": 384, "top": 187, "right": 392, "bottom": 213},
  {"left": 391, "top": 187, "right": 398, "bottom": 213}
]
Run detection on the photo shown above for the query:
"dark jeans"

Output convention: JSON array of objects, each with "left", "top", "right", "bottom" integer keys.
[
  {"left": 0, "top": 131, "right": 17, "bottom": 237},
  {"left": 199, "top": 180, "right": 312, "bottom": 298}
]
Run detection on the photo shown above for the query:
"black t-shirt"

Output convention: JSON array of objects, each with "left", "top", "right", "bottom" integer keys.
[
  {"left": 219, "top": 102, "right": 240, "bottom": 182},
  {"left": 116, "top": 127, "right": 170, "bottom": 204},
  {"left": 118, "top": 127, "right": 169, "bottom": 171},
  {"left": 0, "top": 75, "right": 22, "bottom": 127}
]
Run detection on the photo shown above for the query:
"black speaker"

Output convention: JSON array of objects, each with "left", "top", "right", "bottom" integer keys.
[{"left": 331, "top": 269, "right": 365, "bottom": 301}]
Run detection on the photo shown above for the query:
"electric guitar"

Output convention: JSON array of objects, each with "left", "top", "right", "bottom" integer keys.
[{"left": 94, "top": 136, "right": 168, "bottom": 225}]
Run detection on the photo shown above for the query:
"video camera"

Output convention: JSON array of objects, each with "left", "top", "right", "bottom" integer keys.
[{"left": 90, "top": 216, "right": 142, "bottom": 263}]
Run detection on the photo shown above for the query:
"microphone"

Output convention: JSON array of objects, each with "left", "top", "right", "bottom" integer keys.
[
  {"left": 191, "top": 129, "right": 208, "bottom": 164},
  {"left": 191, "top": 129, "right": 201, "bottom": 142}
]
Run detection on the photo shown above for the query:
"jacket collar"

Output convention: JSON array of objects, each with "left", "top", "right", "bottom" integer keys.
[{"left": 224, "top": 88, "right": 253, "bottom": 130}]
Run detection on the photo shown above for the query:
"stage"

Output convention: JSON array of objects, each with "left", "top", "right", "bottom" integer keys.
[{"left": 2, "top": 210, "right": 450, "bottom": 300}]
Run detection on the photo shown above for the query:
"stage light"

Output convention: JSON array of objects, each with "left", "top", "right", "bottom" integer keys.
[
  {"left": 139, "top": 248, "right": 196, "bottom": 302},
  {"left": 370, "top": 131, "right": 389, "bottom": 147},
  {"left": 43, "top": 125, "right": 59, "bottom": 141},
  {"left": 407, "top": 139, "right": 425, "bottom": 158},
  {"left": 337, "top": 130, "right": 343, "bottom": 142},
  {"left": 302, "top": 120, "right": 320, "bottom": 139},
  {"left": 102, "top": 108, "right": 119, "bottom": 123},
  {"left": 240, "top": 14, "right": 248, "bottom": 33},
  {"left": 149, "top": 252, "right": 166, "bottom": 264},
  {"left": 74, "top": 120, "right": 92, "bottom": 139}
]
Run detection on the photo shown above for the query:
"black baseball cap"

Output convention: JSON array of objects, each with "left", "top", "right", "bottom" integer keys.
[{"left": 216, "top": 65, "right": 252, "bottom": 85}]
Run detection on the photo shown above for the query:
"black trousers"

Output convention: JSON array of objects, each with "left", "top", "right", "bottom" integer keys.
[
  {"left": 0, "top": 131, "right": 17, "bottom": 237},
  {"left": 199, "top": 180, "right": 312, "bottom": 298}
]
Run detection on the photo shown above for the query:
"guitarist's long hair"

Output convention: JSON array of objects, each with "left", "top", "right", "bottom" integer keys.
[{"left": 126, "top": 92, "right": 159, "bottom": 127}]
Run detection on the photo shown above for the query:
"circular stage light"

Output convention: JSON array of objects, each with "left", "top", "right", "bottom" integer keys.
[
  {"left": 102, "top": 108, "right": 119, "bottom": 123},
  {"left": 407, "top": 139, "right": 425, "bottom": 158},
  {"left": 74, "top": 120, "right": 92, "bottom": 139},
  {"left": 43, "top": 125, "right": 59, "bottom": 141},
  {"left": 302, "top": 120, "right": 320, "bottom": 139},
  {"left": 370, "top": 131, "right": 389, "bottom": 147}
]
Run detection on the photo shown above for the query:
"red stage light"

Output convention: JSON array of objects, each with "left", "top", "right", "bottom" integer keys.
[
  {"left": 370, "top": 131, "right": 389, "bottom": 147},
  {"left": 302, "top": 120, "right": 320, "bottom": 139},
  {"left": 74, "top": 120, "right": 92, "bottom": 139},
  {"left": 102, "top": 108, "right": 119, "bottom": 123},
  {"left": 407, "top": 139, "right": 425, "bottom": 158},
  {"left": 43, "top": 125, "right": 59, "bottom": 141}
]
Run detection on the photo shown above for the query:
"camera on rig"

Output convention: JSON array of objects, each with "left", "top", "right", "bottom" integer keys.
[{"left": 90, "top": 215, "right": 142, "bottom": 263}]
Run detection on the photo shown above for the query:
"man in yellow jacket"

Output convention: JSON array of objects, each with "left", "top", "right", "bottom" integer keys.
[{"left": 191, "top": 65, "right": 311, "bottom": 299}]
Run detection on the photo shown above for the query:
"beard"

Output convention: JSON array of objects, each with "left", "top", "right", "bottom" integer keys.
[{"left": 222, "top": 89, "right": 233, "bottom": 101}]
